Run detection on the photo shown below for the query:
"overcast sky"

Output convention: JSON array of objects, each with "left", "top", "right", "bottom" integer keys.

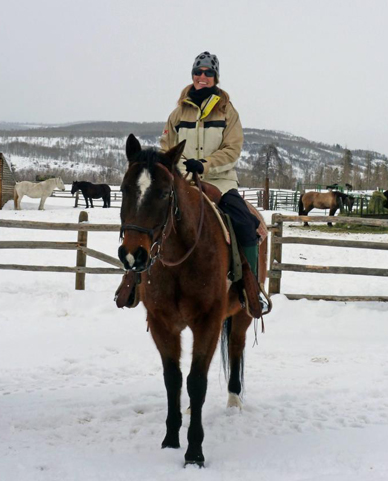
[{"left": 2, "top": 0, "right": 388, "bottom": 155}]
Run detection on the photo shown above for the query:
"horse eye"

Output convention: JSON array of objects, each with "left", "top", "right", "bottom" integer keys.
[{"left": 159, "top": 190, "right": 170, "bottom": 200}]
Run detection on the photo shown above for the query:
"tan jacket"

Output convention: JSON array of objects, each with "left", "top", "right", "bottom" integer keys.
[{"left": 160, "top": 93, "right": 243, "bottom": 194}]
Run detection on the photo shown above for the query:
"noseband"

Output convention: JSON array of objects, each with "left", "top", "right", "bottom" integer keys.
[{"left": 120, "top": 164, "right": 205, "bottom": 272}]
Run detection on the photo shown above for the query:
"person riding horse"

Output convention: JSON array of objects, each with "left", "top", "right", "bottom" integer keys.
[{"left": 160, "top": 51, "right": 268, "bottom": 313}]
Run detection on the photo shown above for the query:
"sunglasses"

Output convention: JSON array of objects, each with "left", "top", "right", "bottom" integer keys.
[{"left": 192, "top": 68, "right": 216, "bottom": 78}]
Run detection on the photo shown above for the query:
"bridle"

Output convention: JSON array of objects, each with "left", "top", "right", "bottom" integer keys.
[{"left": 120, "top": 163, "right": 205, "bottom": 272}]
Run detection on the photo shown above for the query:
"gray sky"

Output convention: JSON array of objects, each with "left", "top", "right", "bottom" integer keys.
[{"left": 2, "top": 0, "right": 388, "bottom": 155}]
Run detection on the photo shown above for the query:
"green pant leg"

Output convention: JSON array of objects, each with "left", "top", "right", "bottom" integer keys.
[{"left": 242, "top": 244, "right": 258, "bottom": 277}]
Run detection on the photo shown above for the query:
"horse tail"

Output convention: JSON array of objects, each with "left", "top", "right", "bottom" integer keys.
[
  {"left": 335, "top": 191, "right": 345, "bottom": 212},
  {"left": 220, "top": 317, "right": 245, "bottom": 392},
  {"left": 298, "top": 194, "right": 305, "bottom": 215},
  {"left": 103, "top": 185, "right": 111, "bottom": 207},
  {"left": 221, "top": 317, "right": 232, "bottom": 381},
  {"left": 14, "top": 185, "right": 19, "bottom": 209}
]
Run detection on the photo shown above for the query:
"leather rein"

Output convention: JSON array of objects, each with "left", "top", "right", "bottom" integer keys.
[{"left": 120, "top": 163, "right": 205, "bottom": 272}]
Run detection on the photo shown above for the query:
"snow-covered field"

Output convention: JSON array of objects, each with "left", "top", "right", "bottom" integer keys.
[{"left": 1, "top": 195, "right": 388, "bottom": 480}]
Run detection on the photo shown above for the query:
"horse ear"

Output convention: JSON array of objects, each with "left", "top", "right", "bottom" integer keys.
[
  {"left": 163, "top": 140, "right": 186, "bottom": 168},
  {"left": 126, "top": 134, "right": 141, "bottom": 162}
]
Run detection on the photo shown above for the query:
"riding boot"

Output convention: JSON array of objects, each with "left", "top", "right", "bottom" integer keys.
[{"left": 241, "top": 245, "right": 271, "bottom": 316}]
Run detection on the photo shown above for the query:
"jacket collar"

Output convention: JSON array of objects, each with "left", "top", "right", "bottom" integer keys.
[{"left": 183, "top": 94, "right": 221, "bottom": 120}]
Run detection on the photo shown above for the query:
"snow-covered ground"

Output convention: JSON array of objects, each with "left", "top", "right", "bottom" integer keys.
[{"left": 1, "top": 195, "right": 388, "bottom": 480}]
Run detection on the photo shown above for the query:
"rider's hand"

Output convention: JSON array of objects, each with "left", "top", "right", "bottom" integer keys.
[{"left": 183, "top": 159, "right": 207, "bottom": 175}]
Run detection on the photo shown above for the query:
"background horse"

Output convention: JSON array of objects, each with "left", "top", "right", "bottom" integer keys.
[
  {"left": 118, "top": 134, "right": 265, "bottom": 467},
  {"left": 299, "top": 190, "right": 354, "bottom": 226},
  {"left": 71, "top": 181, "right": 111, "bottom": 208},
  {"left": 14, "top": 177, "right": 65, "bottom": 210}
]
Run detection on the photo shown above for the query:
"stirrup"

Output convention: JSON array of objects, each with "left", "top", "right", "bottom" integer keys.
[
  {"left": 259, "top": 283, "right": 272, "bottom": 316},
  {"left": 241, "top": 262, "right": 263, "bottom": 318}
]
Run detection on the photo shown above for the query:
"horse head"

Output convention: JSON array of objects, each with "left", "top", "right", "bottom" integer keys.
[
  {"left": 56, "top": 177, "right": 66, "bottom": 191},
  {"left": 118, "top": 134, "right": 185, "bottom": 272},
  {"left": 71, "top": 181, "right": 79, "bottom": 195}
]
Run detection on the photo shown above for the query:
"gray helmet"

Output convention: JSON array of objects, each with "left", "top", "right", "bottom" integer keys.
[{"left": 192, "top": 51, "right": 219, "bottom": 80}]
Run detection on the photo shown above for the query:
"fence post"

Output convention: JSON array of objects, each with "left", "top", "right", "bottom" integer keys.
[
  {"left": 268, "top": 213, "right": 283, "bottom": 296},
  {"left": 75, "top": 191, "right": 79, "bottom": 208},
  {"left": 263, "top": 178, "right": 270, "bottom": 210},
  {"left": 75, "top": 211, "right": 88, "bottom": 290},
  {"left": 259, "top": 236, "right": 268, "bottom": 285}
]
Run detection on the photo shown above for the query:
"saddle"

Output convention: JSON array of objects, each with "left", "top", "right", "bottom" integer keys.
[
  {"left": 114, "top": 181, "right": 272, "bottom": 317},
  {"left": 200, "top": 182, "right": 271, "bottom": 318}
]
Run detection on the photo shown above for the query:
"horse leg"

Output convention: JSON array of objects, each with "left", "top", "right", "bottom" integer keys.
[
  {"left": 223, "top": 311, "right": 252, "bottom": 409},
  {"left": 148, "top": 314, "right": 183, "bottom": 449},
  {"left": 83, "top": 193, "right": 89, "bottom": 208},
  {"left": 39, "top": 196, "right": 48, "bottom": 210},
  {"left": 15, "top": 192, "right": 22, "bottom": 210},
  {"left": 185, "top": 314, "right": 222, "bottom": 467},
  {"left": 303, "top": 207, "right": 313, "bottom": 227},
  {"left": 90, "top": 197, "right": 94, "bottom": 208},
  {"left": 328, "top": 208, "right": 337, "bottom": 227}
]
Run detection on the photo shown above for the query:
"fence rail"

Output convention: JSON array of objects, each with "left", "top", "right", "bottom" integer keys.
[
  {"left": 51, "top": 187, "right": 264, "bottom": 209},
  {"left": 0, "top": 213, "right": 124, "bottom": 289},
  {"left": 268, "top": 213, "right": 388, "bottom": 302}
]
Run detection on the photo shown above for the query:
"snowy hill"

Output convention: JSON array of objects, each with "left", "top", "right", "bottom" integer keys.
[{"left": 1, "top": 121, "right": 387, "bottom": 187}]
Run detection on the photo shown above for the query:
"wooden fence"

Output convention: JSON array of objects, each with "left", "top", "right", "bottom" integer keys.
[
  {"left": 51, "top": 187, "right": 264, "bottom": 209},
  {"left": 50, "top": 189, "right": 123, "bottom": 209},
  {"left": 0, "top": 212, "right": 124, "bottom": 290},
  {"left": 268, "top": 214, "right": 388, "bottom": 302}
]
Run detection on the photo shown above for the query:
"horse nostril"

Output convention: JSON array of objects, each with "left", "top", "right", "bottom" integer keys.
[
  {"left": 118, "top": 245, "right": 131, "bottom": 269},
  {"left": 118, "top": 245, "right": 148, "bottom": 272},
  {"left": 134, "top": 247, "right": 149, "bottom": 270}
]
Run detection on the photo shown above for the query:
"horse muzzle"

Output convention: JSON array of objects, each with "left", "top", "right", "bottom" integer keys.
[{"left": 118, "top": 245, "right": 149, "bottom": 272}]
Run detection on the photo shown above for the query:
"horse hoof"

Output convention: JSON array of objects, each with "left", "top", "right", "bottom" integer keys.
[
  {"left": 162, "top": 434, "right": 180, "bottom": 449},
  {"left": 227, "top": 392, "right": 242, "bottom": 410},
  {"left": 184, "top": 460, "right": 205, "bottom": 469},
  {"left": 162, "top": 442, "right": 180, "bottom": 449},
  {"left": 184, "top": 448, "right": 204, "bottom": 468}
]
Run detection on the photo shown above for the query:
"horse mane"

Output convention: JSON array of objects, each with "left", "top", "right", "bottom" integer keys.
[
  {"left": 75, "top": 181, "right": 91, "bottom": 186},
  {"left": 130, "top": 147, "right": 183, "bottom": 177},
  {"left": 333, "top": 191, "right": 348, "bottom": 200}
]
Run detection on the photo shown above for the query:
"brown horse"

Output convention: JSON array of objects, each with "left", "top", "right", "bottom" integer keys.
[
  {"left": 118, "top": 134, "right": 265, "bottom": 467},
  {"left": 299, "top": 191, "right": 354, "bottom": 227}
]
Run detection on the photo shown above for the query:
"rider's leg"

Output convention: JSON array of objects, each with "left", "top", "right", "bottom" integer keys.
[
  {"left": 241, "top": 244, "right": 258, "bottom": 276},
  {"left": 219, "top": 190, "right": 269, "bottom": 315}
]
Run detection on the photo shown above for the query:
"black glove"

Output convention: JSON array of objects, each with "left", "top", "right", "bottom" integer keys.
[{"left": 183, "top": 158, "right": 206, "bottom": 175}]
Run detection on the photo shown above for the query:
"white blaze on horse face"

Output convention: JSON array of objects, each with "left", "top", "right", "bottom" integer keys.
[
  {"left": 137, "top": 168, "right": 152, "bottom": 208},
  {"left": 125, "top": 252, "right": 136, "bottom": 268}
]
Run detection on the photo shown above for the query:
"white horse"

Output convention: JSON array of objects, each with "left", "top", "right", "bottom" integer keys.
[{"left": 14, "top": 177, "right": 66, "bottom": 210}]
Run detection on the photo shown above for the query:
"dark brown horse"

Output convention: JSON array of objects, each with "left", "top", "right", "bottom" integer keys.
[
  {"left": 299, "top": 191, "right": 354, "bottom": 227},
  {"left": 118, "top": 134, "right": 265, "bottom": 467},
  {"left": 71, "top": 181, "right": 111, "bottom": 208}
]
